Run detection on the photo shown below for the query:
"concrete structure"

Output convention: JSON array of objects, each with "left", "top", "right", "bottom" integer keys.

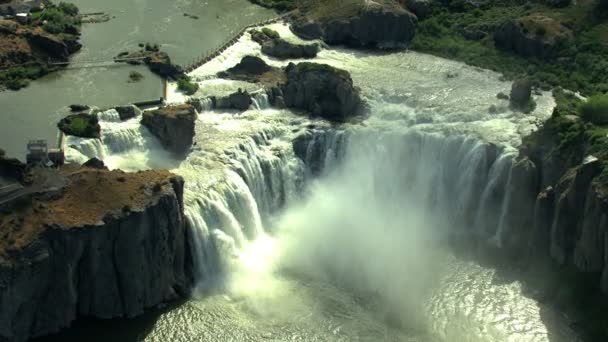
[{"left": 25, "top": 139, "right": 64, "bottom": 166}]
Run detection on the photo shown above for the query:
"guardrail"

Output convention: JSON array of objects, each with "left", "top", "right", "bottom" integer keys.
[{"left": 181, "top": 10, "right": 297, "bottom": 74}]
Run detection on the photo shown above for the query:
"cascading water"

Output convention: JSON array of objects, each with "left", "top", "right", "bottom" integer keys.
[{"left": 61, "top": 22, "right": 582, "bottom": 342}]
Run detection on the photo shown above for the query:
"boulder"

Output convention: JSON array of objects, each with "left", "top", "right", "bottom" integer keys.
[
  {"left": 217, "top": 56, "right": 284, "bottom": 85},
  {"left": 462, "top": 26, "right": 486, "bottom": 41},
  {"left": 69, "top": 104, "right": 90, "bottom": 112},
  {"left": 510, "top": 79, "right": 532, "bottom": 110},
  {"left": 494, "top": 15, "right": 572, "bottom": 59},
  {"left": 114, "top": 105, "right": 142, "bottom": 121},
  {"left": 251, "top": 30, "right": 272, "bottom": 44},
  {"left": 81, "top": 157, "right": 107, "bottom": 169},
  {"left": 290, "top": 17, "right": 323, "bottom": 40},
  {"left": 220, "top": 55, "right": 271, "bottom": 76},
  {"left": 291, "top": 1, "right": 417, "bottom": 48},
  {"left": 57, "top": 113, "right": 101, "bottom": 139},
  {"left": 281, "top": 62, "right": 364, "bottom": 121},
  {"left": 261, "top": 38, "right": 319, "bottom": 59},
  {"left": 406, "top": 0, "right": 433, "bottom": 19},
  {"left": 27, "top": 29, "right": 69, "bottom": 60},
  {"left": 214, "top": 89, "right": 253, "bottom": 111},
  {"left": 141, "top": 104, "right": 196, "bottom": 156},
  {"left": 146, "top": 51, "right": 184, "bottom": 79}
]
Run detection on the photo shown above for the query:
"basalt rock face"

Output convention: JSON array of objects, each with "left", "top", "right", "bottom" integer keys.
[
  {"left": 214, "top": 89, "right": 254, "bottom": 111},
  {"left": 0, "top": 170, "right": 192, "bottom": 342},
  {"left": 514, "top": 152, "right": 608, "bottom": 293},
  {"left": 26, "top": 29, "right": 70, "bottom": 60},
  {"left": 291, "top": 2, "right": 417, "bottom": 48},
  {"left": 261, "top": 38, "right": 319, "bottom": 59},
  {"left": 282, "top": 62, "right": 364, "bottom": 121},
  {"left": 494, "top": 15, "right": 572, "bottom": 59},
  {"left": 142, "top": 104, "right": 196, "bottom": 156}
]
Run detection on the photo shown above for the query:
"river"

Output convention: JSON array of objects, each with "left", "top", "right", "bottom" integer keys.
[
  {"left": 0, "top": 0, "right": 274, "bottom": 159},
  {"left": 31, "top": 20, "right": 585, "bottom": 341}
]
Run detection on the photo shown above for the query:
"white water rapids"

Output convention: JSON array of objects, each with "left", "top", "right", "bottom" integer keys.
[{"left": 63, "top": 23, "right": 580, "bottom": 341}]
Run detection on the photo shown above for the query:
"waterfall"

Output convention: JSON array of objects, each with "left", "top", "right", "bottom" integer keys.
[
  {"left": 252, "top": 93, "right": 270, "bottom": 110},
  {"left": 65, "top": 108, "right": 169, "bottom": 168}
]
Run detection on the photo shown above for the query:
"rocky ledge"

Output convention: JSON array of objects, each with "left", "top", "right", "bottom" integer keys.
[
  {"left": 0, "top": 166, "right": 191, "bottom": 342},
  {"left": 217, "top": 56, "right": 364, "bottom": 121},
  {"left": 141, "top": 104, "right": 197, "bottom": 156},
  {"left": 116, "top": 47, "right": 184, "bottom": 80},
  {"left": 494, "top": 14, "right": 573, "bottom": 60},
  {"left": 252, "top": 28, "right": 320, "bottom": 59},
  {"left": 57, "top": 113, "right": 101, "bottom": 139},
  {"left": 290, "top": 0, "right": 417, "bottom": 48}
]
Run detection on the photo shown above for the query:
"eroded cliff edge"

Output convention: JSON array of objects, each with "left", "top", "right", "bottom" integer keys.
[{"left": 0, "top": 166, "right": 192, "bottom": 342}]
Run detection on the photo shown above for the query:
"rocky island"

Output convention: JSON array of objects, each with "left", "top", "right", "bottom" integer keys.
[
  {"left": 0, "top": 164, "right": 191, "bottom": 342},
  {"left": 0, "top": 1, "right": 82, "bottom": 90}
]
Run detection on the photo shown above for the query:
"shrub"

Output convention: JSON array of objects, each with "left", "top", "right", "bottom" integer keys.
[
  {"left": 128, "top": 71, "right": 144, "bottom": 82},
  {"left": 580, "top": 95, "right": 608, "bottom": 125},
  {"left": 177, "top": 77, "right": 199, "bottom": 95},
  {"left": 261, "top": 27, "right": 280, "bottom": 39},
  {"left": 58, "top": 2, "right": 79, "bottom": 16}
]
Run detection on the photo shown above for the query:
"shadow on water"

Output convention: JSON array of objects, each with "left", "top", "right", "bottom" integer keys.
[
  {"left": 30, "top": 299, "right": 187, "bottom": 342},
  {"left": 450, "top": 237, "right": 608, "bottom": 342}
]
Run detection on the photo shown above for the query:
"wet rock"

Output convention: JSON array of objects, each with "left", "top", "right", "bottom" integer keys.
[
  {"left": 81, "top": 157, "right": 107, "bottom": 169},
  {"left": 114, "top": 105, "right": 142, "bottom": 121},
  {"left": 510, "top": 79, "right": 532, "bottom": 110},
  {"left": 282, "top": 62, "right": 364, "bottom": 122},
  {"left": 290, "top": 17, "right": 323, "bottom": 40},
  {"left": 214, "top": 89, "right": 253, "bottom": 111},
  {"left": 530, "top": 186, "right": 556, "bottom": 257},
  {"left": 69, "top": 104, "right": 90, "bottom": 112},
  {"left": 261, "top": 38, "right": 319, "bottom": 59},
  {"left": 141, "top": 104, "right": 196, "bottom": 156},
  {"left": 496, "top": 92, "right": 509, "bottom": 100},
  {"left": 550, "top": 156, "right": 602, "bottom": 265},
  {"left": 220, "top": 55, "right": 270, "bottom": 76}
]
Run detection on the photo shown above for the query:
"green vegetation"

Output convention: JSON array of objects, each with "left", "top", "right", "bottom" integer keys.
[
  {"left": 249, "top": 0, "right": 295, "bottom": 12},
  {"left": 261, "top": 27, "right": 280, "bottom": 39},
  {"left": 32, "top": 2, "right": 81, "bottom": 35},
  {"left": 292, "top": 62, "right": 350, "bottom": 79},
  {"left": 128, "top": 71, "right": 144, "bottom": 82},
  {"left": 413, "top": 0, "right": 608, "bottom": 190},
  {"left": 0, "top": 66, "right": 47, "bottom": 91},
  {"left": 580, "top": 95, "right": 608, "bottom": 125},
  {"left": 411, "top": 1, "right": 608, "bottom": 95},
  {"left": 177, "top": 77, "right": 199, "bottom": 95},
  {"left": 60, "top": 114, "right": 100, "bottom": 138}
]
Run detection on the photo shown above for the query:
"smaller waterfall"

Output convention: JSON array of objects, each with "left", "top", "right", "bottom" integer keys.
[{"left": 252, "top": 93, "right": 270, "bottom": 110}]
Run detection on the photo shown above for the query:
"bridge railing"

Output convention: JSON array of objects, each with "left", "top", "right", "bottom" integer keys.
[{"left": 180, "top": 10, "right": 297, "bottom": 74}]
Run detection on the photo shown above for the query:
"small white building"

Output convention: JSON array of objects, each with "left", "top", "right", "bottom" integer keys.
[{"left": 15, "top": 12, "right": 29, "bottom": 24}]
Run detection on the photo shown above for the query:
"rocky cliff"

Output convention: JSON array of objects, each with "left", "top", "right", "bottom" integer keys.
[
  {"left": 141, "top": 104, "right": 196, "bottom": 156},
  {"left": 282, "top": 62, "right": 364, "bottom": 121},
  {"left": 0, "top": 167, "right": 192, "bottom": 342},
  {"left": 291, "top": 0, "right": 417, "bottom": 48}
]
